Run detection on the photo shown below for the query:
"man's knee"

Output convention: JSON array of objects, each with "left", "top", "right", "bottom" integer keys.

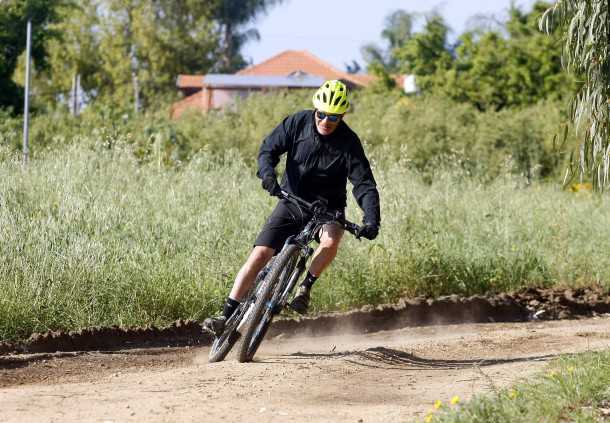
[
  {"left": 249, "top": 245, "right": 275, "bottom": 264},
  {"left": 319, "top": 238, "right": 340, "bottom": 252},
  {"left": 318, "top": 231, "right": 342, "bottom": 254},
  {"left": 319, "top": 225, "right": 343, "bottom": 250}
]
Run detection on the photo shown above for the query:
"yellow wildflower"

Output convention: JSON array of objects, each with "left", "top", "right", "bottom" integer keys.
[
  {"left": 509, "top": 389, "right": 518, "bottom": 399},
  {"left": 424, "top": 413, "right": 434, "bottom": 423},
  {"left": 450, "top": 395, "right": 460, "bottom": 405},
  {"left": 433, "top": 400, "right": 442, "bottom": 410},
  {"left": 570, "top": 182, "right": 592, "bottom": 193}
]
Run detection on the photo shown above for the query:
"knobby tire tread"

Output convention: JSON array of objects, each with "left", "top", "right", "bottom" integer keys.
[
  {"left": 207, "top": 310, "right": 243, "bottom": 363},
  {"left": 237, "top": 244, "right": 299, "bottom": 363}
]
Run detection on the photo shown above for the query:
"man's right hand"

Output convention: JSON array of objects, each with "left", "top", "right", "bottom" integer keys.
[
  {"left": 262, "top": 175, "right": 282, "bottom": 197},
  {"left": 357, "top": 223, "right": 379, "bottom": 240}
]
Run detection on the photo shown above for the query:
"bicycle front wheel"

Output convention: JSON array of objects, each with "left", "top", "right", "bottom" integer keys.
[
  {"left": 237, "top": 244, "right": 299, "bottom": 363},
  {"left": 208, "top": 304, "right": 245, "bottom": 363}
]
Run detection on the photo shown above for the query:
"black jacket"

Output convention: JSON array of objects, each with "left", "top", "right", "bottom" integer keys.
[{"left": 257, "top": 110, "right": 381, "bottom": 225}]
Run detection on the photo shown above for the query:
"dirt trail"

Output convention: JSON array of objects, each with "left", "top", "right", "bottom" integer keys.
[{"left": 1, "top": 316, "right": 609, "bottom": 423}]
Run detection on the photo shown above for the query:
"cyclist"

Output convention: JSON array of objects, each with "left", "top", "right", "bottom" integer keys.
[{"left": 203, "top": 80, "right": 380, "bottom": 337}]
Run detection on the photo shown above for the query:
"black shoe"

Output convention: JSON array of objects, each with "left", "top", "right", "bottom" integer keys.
[
  {"left": 203, "top": 316, "right": 226, "bottom": 337},
  {"left": 290, "top": 285, "right": 311, "bottom": 315}
]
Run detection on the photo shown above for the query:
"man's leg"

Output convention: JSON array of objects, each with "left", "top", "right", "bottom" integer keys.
[
  {"left": 309, "top": 223, "right": 344, "bottom": 276},
  {"left": 290, "top": 223, "right": 344, "bottom": 314},
  {"left": 229, "top": 246, "right": 275, "bottom": 301},
  {"left": 204, "top": 246, "right": 275, "bottom": 336}
]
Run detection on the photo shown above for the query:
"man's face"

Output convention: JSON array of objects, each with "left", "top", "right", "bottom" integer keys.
[{"left": 315, "top": 110, "right": 343, "bottom": 136}]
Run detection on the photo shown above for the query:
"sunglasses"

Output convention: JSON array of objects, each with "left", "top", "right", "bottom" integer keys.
[{"left": 316, "top": 111, "right": 342, "bottom": 123}]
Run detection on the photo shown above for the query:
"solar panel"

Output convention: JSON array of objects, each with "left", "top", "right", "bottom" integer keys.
[{"left": 203, "top": 73, "right": 325, "bottom": 88}]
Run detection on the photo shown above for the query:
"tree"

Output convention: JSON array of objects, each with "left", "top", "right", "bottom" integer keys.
[
  {"left": 361, "top": 10, "right": 415, "bottom": 72},
  {"left": 37, "top": 0, "right": 101, "bottom": 111},
  {"left": 0, "top": 0, "right": 64, "bottom": 113},
  {"left": 394, "top": 13, "right": 453, "bottom": 89},
  {"left": 41, "top": 0, "right": 220, "bottom": 111},
  {"left": 211, "top": 0, "right": 284, "bottom": 72},
  {"left": 540, "top": 0, "right": 609, "bottom": 189},
  {"left": 441, "top": 31, "right": 511, "bottom": 110},
  {"left": 436, "top": 1, "right": 572, "bottom": 111}
]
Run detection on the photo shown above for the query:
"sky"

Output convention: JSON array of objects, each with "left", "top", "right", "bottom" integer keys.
[{"left": 242, "top": 0, "right": 541, "bottom": 71}]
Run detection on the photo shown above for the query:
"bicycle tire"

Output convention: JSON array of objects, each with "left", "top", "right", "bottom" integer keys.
[
  {"left": 237, "top": 244, "right": 299, "bottom": 363},
  {"left": 244, "top": 255, "right": 300, "bottom": 358},
  {"left": 207, "top": 306, "right": 244, "bottom": 363}
]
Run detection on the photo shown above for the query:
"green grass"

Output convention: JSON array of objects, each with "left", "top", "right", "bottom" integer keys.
[
  {"left": 425, "top": 350, "right": 610, "bottom": 422},
  {"left": 1, "top": 139, "right": 609, "bottom": 341}
]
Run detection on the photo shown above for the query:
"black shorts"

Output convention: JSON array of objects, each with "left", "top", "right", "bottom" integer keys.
[{"left": 254, "top": 200, "right": 343, "bottom": 251}]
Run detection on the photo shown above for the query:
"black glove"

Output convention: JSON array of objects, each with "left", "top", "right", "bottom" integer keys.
[
  {"left": 357, "top": 223, "right": 379, "bottom": 240},
  {"left": 261, "top": 175, "right": 282, "bottom": 197}
]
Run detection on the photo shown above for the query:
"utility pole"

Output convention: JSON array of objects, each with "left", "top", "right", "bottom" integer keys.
[
  {"left": 22, "top": 19, "right": 32, "bottom": 165},
  {"left": 132, "top": 72, "right": 140, "bottom": 114},
  {"left": 76, "top": 74, "right": 81, "bottom": 116},
  {"left": 70, "top": 73, "right": 78, "bottom": 116}
]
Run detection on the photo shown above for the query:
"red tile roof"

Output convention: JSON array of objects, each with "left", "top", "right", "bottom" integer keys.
[
  {"left": 236, "top": 50, "right": 370, "bottom": 87},
  {"left": 177, "top": 74, "right": 204, "bottom": 89}
]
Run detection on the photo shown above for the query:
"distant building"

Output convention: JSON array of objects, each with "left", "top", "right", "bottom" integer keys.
[
  {"left": 402, "top": 74, "right": 419, "bottom": 95},
  {"left": 171, "top": 50, "right": 375, "bottom": 118}
]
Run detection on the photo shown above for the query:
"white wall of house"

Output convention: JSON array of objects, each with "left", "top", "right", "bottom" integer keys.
[{"left": 211, "top": 89, "right": 252, "bottom": 108}]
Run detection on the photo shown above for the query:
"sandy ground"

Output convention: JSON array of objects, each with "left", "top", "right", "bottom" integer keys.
[{"left": 1, "top": 316, "right": 609, "bottom": 423}]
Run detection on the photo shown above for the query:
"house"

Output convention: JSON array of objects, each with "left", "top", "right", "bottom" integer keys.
[{"left": 171, "top": 50, "right": 375, "bottom": 119}]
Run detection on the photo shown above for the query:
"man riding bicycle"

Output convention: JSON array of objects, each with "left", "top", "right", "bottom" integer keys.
[{"left": 204, "top": 80, "right": 381, "bottom": 337}]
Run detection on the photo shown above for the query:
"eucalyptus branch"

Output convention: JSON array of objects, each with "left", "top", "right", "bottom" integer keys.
[{"left": 540, "top": 0, "right": 609, "bottom": 190}]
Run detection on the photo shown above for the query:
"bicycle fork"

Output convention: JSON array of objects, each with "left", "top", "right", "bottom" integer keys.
[
  {"left": 237, "top": 246, "right": 311, "bottom": 334},
  {"left": 277, "top": 247, "right": 312, "bottom": 309}
]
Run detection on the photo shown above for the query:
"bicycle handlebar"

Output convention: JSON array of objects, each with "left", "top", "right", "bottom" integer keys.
[{"left": 279, "top": 190, "right": 363, "bottom": 239}]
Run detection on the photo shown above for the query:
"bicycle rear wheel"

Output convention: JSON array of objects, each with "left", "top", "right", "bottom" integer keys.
[{"left": 237, "top": 244, "right": 299, "bottom": 363}]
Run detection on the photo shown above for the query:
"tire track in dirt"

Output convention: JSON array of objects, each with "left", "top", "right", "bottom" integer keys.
[{"left": 1, "top": 316, "right": 609, "bottom": 422}]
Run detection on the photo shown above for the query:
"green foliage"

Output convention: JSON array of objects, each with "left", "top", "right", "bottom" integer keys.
[
  {"left": 361, "top": 9, "right": 415, "bottom": 72},
  {"left": 33, "top": 0, "right": 218, "bottom": 108},
  {"left": 29, "top": 1, "right": 101, "bottom": 107},
  {"left": 0, "top": 90, "right": 578, "bottom": 181},
  {"left": 0, "top": 0, "right": 64, "bottom": 112},
  {"left": 441, "top": 2, "right": 574, "bottom": 111},
  {"left": 394, "top": 13, "right": 453, "bottom": 87},
  {"left": 367, "top": 2, "right": 573, "bottom": 110},
  {"left": 92, "top": 0, "right": 219, "bottom": 109},
  {"left": 540, "top": 0, "right": 610, "bottom": 189},
  {"left": 432, "top": 350, "right": 610, "bottom": 422},
  {"left": 365, "top": 62, "right": 397, "bottom": 92},
  {"left": 348, "top": 91, "right": 575, "bottom": 181}
]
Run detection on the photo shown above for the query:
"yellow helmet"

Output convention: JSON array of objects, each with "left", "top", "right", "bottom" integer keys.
[{"left": 312, "top": 80, "right": 350, "bottom": 114}]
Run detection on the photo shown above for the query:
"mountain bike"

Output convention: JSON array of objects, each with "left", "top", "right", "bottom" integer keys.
[{"left": 208, "top": 190, "right": 362, "bottom": 363}]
